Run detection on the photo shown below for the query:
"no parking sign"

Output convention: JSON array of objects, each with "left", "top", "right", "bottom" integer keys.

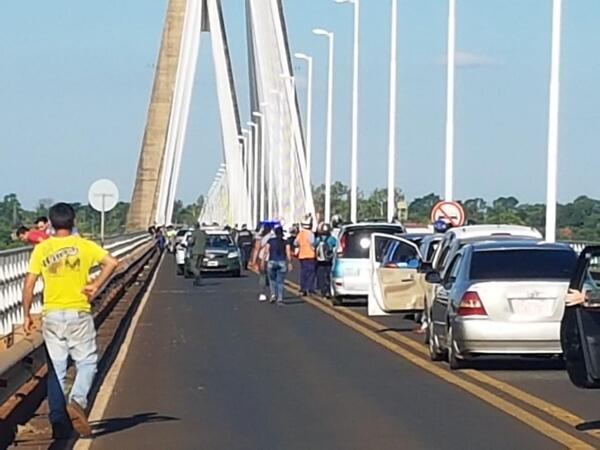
[{"left": 430, "top": 201, "right": 465, "bottom": 227}]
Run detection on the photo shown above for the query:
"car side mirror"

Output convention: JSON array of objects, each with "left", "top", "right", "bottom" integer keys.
[
  {"left": 425, "top": 271, "right": 442, "bottom": 284},
  {"left": 419, "top": 262, "right": 432, "bottom": 274}
]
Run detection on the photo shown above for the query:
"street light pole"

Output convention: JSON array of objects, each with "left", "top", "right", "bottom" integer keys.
[
  {"left": 335, "top": 0, "right": 360, "bottom": 224},
  {"left": 444, "top": 0, "right": 456, "bottom": 201},
  {"left": 294, "top": 52, "right": 314, "bottom": 206},
  {"left": 281, "top": 74, "right": 296, "bottom": 224},
  {"left": 252, "top": 111, "right": 266, "bottom": 221},
  {"left": 313, "top": 28, "right": 335, "bottom": 223},
  {"left": 545, "top": 0, "right": 562, "bottom": 243},
  {"left": 241, "top": 129, "right": 251, "bottom": 226},
  {"left": 248, "top": 120, "right": 259, "bottom": 228},
  {"left": 387, "top": 0, "right": 397, "bottom": 223}
]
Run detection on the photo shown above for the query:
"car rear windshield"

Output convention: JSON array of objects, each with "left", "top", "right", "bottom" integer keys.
[
  {"left": 470, "top": 249, "right": 577, "bottom": 281},
  {"left": 207, "top": 235, "right": 234, "bottom": 248},
  {"left": 341, "top": 226, "right": 405, "bottom": 259}
]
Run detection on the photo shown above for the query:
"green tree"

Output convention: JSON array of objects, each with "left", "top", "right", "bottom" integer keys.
[
  {"left": 461, "top": 198, "right": 487, "bottom": 224},
  {"left": 407, "top": 193, "right": 441, "bottom": 224}
]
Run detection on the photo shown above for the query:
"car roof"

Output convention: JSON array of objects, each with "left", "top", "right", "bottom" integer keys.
[
  {"left": 342, "top": 222, "right": 405, "bottom": 231},
  {"left": 421, "top": 234, "right": 443, "bottom": 243},
  {"left": 206, "top": 230, "right": 232, "bottom": 236},
  {"left": 445, "top": 224, "right": 542, "bottom": 240},
  {"left": 458, "top": 235, "right": 542, "bottom": 244},
  {"left": 402, "top": 232, "right": 431, "bottom": 241},
  {"left": 468, "top": 240, "right": 574, "bottom": 252}
]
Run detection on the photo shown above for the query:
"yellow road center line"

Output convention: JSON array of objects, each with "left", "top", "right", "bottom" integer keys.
[
  {"left": 283, "top": 280, "right": 593, "bottom": 449},
  {"left": 338, "top": 303, "right": 598, "bottom": 438}
]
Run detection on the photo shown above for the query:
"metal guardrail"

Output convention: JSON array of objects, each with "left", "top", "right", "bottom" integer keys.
[{"left": 0, "top": 232, "right": 152, "bottom": 337}]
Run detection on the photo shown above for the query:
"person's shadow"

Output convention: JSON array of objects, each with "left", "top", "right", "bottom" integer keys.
[
  {"left": 576, "top": 420, "right": 600, "bottom": 431},
  {"left": 90, "top": 412, "right": 179, "bottom": 437}
]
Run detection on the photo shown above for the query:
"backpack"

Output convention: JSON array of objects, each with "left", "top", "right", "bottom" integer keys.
[{"left": 315, "top": 237, "right": 334, "bottom": 262}]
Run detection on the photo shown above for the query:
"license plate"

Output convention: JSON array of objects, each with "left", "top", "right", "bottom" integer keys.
[
  {"left": 207, "top": 261, "right": 219, "bottom": 267},
  {"left": 345, "top": 268, "right": 360, "bottom": 277},
  {"left": 511, "top": 299, "right": 553, "bottom": 316}
]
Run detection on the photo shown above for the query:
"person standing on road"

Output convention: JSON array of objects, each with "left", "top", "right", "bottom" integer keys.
[
  {"left": 236, "top": 224, "right": 253, "bottom": 270},
  {"left": 250, "top": 223, "right": 274, "bottom": 302},
  {"left": 314, "top": 223, "right": 337, "bottom": 298},
  {"left": 265, "top": 226, "right": 292, "bottom": 305},
  {"left": 190, "top": 224, "right": 207, "bottom": 286},
  {"left": 294, "top": 217, "right": 317, "bottom": 296},
  {"left": 21, "top": 202, "right": 119, "bottom": 438}
]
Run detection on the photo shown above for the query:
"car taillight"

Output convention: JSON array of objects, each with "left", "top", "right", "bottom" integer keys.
[
  {"left": 457, "top": 291, "right": 487, "bottom": 316},
  {"left": 339, "top": 234, "right": 347, "bottom": 254}
]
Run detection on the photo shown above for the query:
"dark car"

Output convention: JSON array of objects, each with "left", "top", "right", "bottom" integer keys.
[{"left": 185, "top": 230, "right": 241, "bottom": 277}]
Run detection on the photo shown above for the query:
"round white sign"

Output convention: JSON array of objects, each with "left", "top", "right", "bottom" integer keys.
[{"left": 88, "top": 179, "right": 119, "bottom": 212}]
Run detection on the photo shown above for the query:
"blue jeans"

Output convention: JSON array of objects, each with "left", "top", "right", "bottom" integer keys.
[
  {"left": 268, "top": 260, "right": 288, "bottom": 301},
  {"left": 42, "top": 310, "right": 98, "bottom": 424},
  {"left": 299, "top": 259, "right": 316, "bottom": 293}
]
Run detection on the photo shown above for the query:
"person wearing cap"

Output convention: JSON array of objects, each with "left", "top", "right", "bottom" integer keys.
[{"left": 294, "top": 216, "right": 317, "bottom": 295}]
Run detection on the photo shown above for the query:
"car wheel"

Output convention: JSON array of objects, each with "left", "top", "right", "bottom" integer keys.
[
  {"left": 428, "top": 322, "right": 445, "bottom": 362},
  {"left": 331, "top": 296, "right": 344, "bottom": 307},
  {"left": 447, "top": 326, "right": 466, "bottom": 370},
  {"left": 232, "top": 269, "right": 241, "bottom": 278}
]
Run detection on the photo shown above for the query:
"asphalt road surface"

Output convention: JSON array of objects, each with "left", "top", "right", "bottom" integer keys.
[{"left": 85, "top": 257, "right": 599, "bottom": 450}]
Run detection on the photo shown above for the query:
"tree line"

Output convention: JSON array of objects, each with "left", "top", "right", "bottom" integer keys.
[
  {"left": 2, "top": 186, "right": 599, "bottom": 250},
  {"left": 312, "top": 182, "right": 600, "bottom": 242},
  {"left": 0, "top": 194, "right": 205, "bottom": 250}
]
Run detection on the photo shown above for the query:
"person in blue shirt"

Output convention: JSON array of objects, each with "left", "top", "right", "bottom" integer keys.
[
  {"left": 264, "top": 226, "right": 293, "bottom": 305},
  {"left": 314, "top": 223, "right": 337, "bottom": 298}
]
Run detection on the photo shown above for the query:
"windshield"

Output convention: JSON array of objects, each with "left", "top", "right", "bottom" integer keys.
[
  {"left": 381, "top": 240, "right": 420, "bottom": 268},
  {"left": 340, "top": 226, "right": 405, "bottom": 259},
  {"left": 470, "top": 249, "right": 577, "bottom": 281},
  {"left": 207, "top": 234, "right": 235, "bottom": 248}
]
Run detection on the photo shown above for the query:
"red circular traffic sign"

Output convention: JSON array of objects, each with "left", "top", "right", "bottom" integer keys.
[{"left": 431, "top": 201, "right": 465, "bottom": 227}]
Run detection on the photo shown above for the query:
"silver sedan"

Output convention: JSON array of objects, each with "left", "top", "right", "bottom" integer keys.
[{"left": 426, "top": 240, "right": 577, "bottom": 369}]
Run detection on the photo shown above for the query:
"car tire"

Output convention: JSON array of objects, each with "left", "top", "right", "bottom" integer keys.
[
  {"left": 428, "top": 323, "right": 445, "bottom": 362},
  {"left": 331, "top": 296, "right": 344, "bottom": 307},
  {"left": 232, "top": 269, "right": 241, "bottom": 278},
  {"left": 447, "top": 326, "right": 466, "bottom": 370}
]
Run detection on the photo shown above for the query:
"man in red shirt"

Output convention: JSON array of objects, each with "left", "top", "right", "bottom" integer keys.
[{"left": 17, "top": 226, "right": 49, "bottom": 245}]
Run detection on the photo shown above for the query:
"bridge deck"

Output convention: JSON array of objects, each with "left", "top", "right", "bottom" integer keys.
[{"left": 81, "top": 258, "right": 579, "bottom": 449}]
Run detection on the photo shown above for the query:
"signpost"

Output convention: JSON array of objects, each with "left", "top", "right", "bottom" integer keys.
[
  {"left": 430, "top": 200, "right": 465, "bottom": 228},
  {"left": 88, "top": 179, "right": 119, "bottom": 246}
]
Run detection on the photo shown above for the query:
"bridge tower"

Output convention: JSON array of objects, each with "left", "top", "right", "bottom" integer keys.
[
  {"left": 128, "top": 0, "right": 314, "bottom": 230},
  {"left": 126, "top": 0, "right": 187, "bottom": 231}
]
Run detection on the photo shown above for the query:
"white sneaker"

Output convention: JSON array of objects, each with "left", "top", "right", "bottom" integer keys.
[{"left": 259, "top": 294, "right": 267, "bottom": 302}]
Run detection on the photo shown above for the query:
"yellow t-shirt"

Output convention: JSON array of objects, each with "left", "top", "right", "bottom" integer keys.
[{"left": 28, "top": 235, "right": 108, "bottom": 312}]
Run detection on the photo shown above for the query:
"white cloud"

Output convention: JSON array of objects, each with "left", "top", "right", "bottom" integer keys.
[{"left": 438, "top": 51, "right": 502, "bottom": 68}]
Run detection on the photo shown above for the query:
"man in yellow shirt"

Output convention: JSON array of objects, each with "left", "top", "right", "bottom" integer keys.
[{"left": 22, "top": 203, "right": 119, "bottom": 439}]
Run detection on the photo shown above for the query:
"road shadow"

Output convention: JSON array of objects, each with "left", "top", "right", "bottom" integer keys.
[
  {"left": 467, "top": 357, "right": 565, "bottom": 371},
  {"left": 576, "top": 420, "right": 600, "bottom": 431},
  {"left": 377, "top": 326, "right": 417, "bottom": 333},
  {"left": 89, "top": 412, "right": 179, "bottom": 437}
]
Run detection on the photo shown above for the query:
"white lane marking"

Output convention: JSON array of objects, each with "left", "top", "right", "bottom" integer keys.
[{"left": 74, "top": 256, "right": 163, "bottom": 450}]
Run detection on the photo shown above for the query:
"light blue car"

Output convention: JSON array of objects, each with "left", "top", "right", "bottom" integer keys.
[{"left": 330, "top": 222, "right": 405, "bottom": 306}]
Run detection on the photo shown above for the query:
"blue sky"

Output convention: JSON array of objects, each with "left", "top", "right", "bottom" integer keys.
[{"left": 2, "top": 1, "right": 600, "bottom": 209}]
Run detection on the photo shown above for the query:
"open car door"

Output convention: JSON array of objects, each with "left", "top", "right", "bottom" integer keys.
[
  {"left": 368, "top": 233, "right": 425, "bottom": 316},
  {"left": 561, "top": 246, "right": 600, "bottom": 389}
]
